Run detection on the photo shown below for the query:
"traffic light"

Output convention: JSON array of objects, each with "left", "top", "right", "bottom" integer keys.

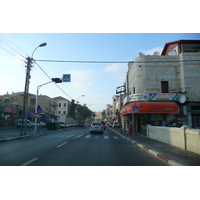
[{"left": 52, "top": 78, "right": 62, "bottom": 83}]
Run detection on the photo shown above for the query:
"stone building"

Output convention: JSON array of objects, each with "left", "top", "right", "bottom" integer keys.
[{"left": 120, "top": 40, "right": 200, "bottom": 132}]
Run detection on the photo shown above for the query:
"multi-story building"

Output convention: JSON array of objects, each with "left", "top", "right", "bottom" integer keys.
[
  {"left": 120, "top": 40, "right": 200, "bottom": 132},
  {"left": 53, "top": 96, "right": 71, "bottom": 122},
  {"left": 0, "top": 92, "right": 58, "bottom": 126}
]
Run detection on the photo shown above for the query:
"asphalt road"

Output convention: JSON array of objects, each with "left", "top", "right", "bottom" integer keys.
[{"left": 0, "top": 127, "right": 168, "bottom": 166}]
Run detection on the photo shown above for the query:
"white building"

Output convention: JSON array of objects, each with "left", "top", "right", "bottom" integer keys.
[{"left": 53, "top": 96, "right": 71, "bottom": 122}]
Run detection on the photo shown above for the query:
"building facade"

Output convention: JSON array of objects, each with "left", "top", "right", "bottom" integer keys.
[
  {"left": 0, "top": 92, "right": 58, "bottom": 126},
  {"left": 120, "top": 40, "right": 200, "bottom": 132},
  {"left": 53, "top": 96, "right": 71, "bottom": 122}
]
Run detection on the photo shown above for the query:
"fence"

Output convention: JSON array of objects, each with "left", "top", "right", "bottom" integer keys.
[{"left": 146, "top": 125, "right": 200, "bottom": 155}]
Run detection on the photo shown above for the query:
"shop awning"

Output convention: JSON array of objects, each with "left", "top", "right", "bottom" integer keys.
[{"left": 120, "top": 101, "right": 178, "bottom": 116}]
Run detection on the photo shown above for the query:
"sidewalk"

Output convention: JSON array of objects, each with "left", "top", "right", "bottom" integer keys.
[
  {"left": 111, "top": 127, "right": 200, "bottom": 166},
  {"left": 0, "top": 127, "right": 43, "bottom": 142}
]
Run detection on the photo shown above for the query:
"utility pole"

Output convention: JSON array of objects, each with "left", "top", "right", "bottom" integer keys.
[{"left": 20, "top": 57, "right": 33, "bottom": 136}]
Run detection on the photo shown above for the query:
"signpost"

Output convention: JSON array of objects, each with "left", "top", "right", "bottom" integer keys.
[{"left": 62, "top": 74, "right": 71, "bottom": 82}]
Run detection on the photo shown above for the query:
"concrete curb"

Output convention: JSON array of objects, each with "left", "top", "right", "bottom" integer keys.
[
  {"left": 0, "top": 133, "right": 44, "bottom": 142},
  {"left": 110, "top": 128, "right": 184, "bottom": 166}
]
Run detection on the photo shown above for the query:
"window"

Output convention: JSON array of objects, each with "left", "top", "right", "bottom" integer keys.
[
  {"left": 59, "top": 103, "right": 61, "bottom": 107},
  {"left": 64, "top": 103, "right": 66, "bottom": 107},
  {"left": 63, "top": 111, "right": 66, "bottom": 114},
  {"left": 30, "top": 98, "right": 36, "bottom": 105},
  {"left": 133, "top": 87, "right": 135, "bottom": 94},
  {"left": 161, "top": 81, "right": 169, "bottom": 93}
]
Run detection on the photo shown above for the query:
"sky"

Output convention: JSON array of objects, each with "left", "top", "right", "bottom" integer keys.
[{"left": 0, "top": 33, "right": 200, "bottom": 112}]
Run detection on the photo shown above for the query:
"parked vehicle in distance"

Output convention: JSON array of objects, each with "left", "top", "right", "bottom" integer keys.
[
  {"left": 65, "top": 122, "right": 71, "bottom": 127},
  {"left": 108, "top": 121, "right": 113, "bottom": 127},
  {"left": 112, "top": 121, "right": 120, "bottom": 128},
  {"left": 34, "top": 121, "right": 45, "bottom": 127},
  {"left": 59, "top": 121, "right": 66, "bottom": 128},
  {"left": 90, "top": 122, "right": 104, "bottom": 134},
  {"left": 77, "top": 121, "right": 84, "bottom": 127},
  {"left": 17, "top": 119, "right": 35, "bottom": 128}
]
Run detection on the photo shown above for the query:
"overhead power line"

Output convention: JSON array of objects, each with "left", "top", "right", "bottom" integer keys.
[
  {"left": 33, "top": 61, "right": 73, "bottom": 100},
  {"left": 35, "top": 59, "right": 200, "bottom": 64}
]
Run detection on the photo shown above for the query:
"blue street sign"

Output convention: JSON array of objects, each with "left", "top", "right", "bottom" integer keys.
[
  {"left": 132, "top": 106, "right": 139, "bottom": 113},
  {"left": 37, "top": 107, "right": 42, "bottom": 114},
  {"left": 62, "top": 74, "right": 71, "bottom": 82}
]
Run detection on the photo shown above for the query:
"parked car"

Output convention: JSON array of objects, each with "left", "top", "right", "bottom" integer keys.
[
  {"left": 90, "top": 122, "right": 104, "bottom": 134},
  {"left": 59, "top": 121, "right": 66, "bottom": 128},
  {"left": 35, "top": 121, "right": 46, "bottom": 127},
  {"left": 112, "top": 121, "right": 120, "bottom": 128},
  {"left": 108, "top": 122, "right": 113, "bottom": 127},
  {"left": 17, "top": 119, "right": 35, "bottom": 128}
]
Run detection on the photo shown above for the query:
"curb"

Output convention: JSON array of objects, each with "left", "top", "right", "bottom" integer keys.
[
  {"left": 0, "top": 133, "right": 44, "bottom": 143},
  {"left": 110, "top": 128, "right": 184, "bottom": 166}
]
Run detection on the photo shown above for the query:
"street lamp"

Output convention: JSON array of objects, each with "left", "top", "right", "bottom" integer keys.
[
  {"left": 76, "top": 95, "right": 85, "bottom": 127},
  {"left": 34, "top": 78, "right": 62, "bottom": 134},
  {"left": 20, "top": 42, "right": 47, "bottom": 136}
]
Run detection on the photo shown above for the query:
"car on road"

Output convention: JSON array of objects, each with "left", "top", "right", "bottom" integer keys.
[
  {"left": 112, "top": 121, "right": 120, "bottom": 128},
  {"left": 90, "top": 122, "right": 104, "bottom": 134},
  {"left": 17, "top": 119, "right": 35, "bottom": 128},
  {"left": 59, "top": 121, "right": 66, "bottom": 128}
]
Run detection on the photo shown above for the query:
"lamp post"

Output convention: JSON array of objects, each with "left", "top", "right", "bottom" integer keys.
[
  {"left": 34, "top": 78, "right": 62, "bottom": 134},
  {"left": 20, "top": 43, "right": 47, "bottom": 136},
  {"left": 76, "top": 95, "right": 85, "bottom": 127}
]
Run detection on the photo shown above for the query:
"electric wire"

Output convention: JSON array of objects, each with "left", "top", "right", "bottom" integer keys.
[
  {"left": 35, "top": 59, "right": 200, "bottom": 64},
  {"left": 33, "top": 60, "right": 73, "bottom": 100},
  {"left": 0, "top": 45, "right": 24, "bottom": 62},
  {"left": 0, "top": 33, "right": 27, "bottom": 57}
]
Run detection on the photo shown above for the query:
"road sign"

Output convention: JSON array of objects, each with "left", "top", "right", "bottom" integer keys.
[
  {"left": 34, "top": 113, "right": 38, "bottom": 118},
  {"left": 37, "top": 107, "right": 42, "bottom": 114},
  {"left": 62, "top": 74, "right": 71, "bottom": 82},
  {"left": 132, "top": 106, "right": 139, "bottom": 113}
]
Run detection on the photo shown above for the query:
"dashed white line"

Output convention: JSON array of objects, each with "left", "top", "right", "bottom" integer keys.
[
  {"left": 57, "top": 141, "right": 68, "bottom": 148},
  {"left": 73, "top": 135, "right": 82, "bottom": 139},
  {"left": 21, "top": 158, "right": 38, "bottom": 166},
  {"left": 85, "top": 135, "right": 91, "bottom": 138},
  {"left": 113, "top": 136, "right": 119, "bottom": 139},
  {"left": 104, "top": 136, "right": 109, "bottom": 139}
]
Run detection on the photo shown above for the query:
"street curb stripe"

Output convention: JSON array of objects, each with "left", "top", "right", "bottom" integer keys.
[{"left": 109, "top": 127, "right": 184, "bottom": 166}]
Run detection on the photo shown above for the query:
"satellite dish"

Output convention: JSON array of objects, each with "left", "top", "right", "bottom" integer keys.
[
  {"left": 153, "top": 51, "right": 160, "bottom": 55},
  {"left": 179, "top": 95, "right": 186, "bottom": 103},
  {"left": 139, "top": 52, "right": 145, "bottom": 56}
]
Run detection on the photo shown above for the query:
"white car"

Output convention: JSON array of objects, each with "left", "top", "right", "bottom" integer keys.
[
  {"left": 17, "top": 119, "right": 35, "bottom": 128},
  {"left": 59, "top": 121, "right": 66, "bottom": 128},
  {"left": 90, "top": 122, "right": 104, "bottom": 134}
]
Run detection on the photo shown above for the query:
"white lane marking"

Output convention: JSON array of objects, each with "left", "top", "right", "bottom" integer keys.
[
  {"left": 21, "top": 158, "right": 38, "bottom": 166},
  {"left": 57, "top": 142, "right": 68, "bottom": 148},
  {"left": 104, "top": 136, "right": 109, "bottom": 139},
  {"left": 85, "top": 135, "right": 91, "bottom": 138},
  {"left": 113, "top": 136, "right": 119, "bottom": 139},
  {"left": 73, "top": 135, "right": 82, "bottom": 139}
]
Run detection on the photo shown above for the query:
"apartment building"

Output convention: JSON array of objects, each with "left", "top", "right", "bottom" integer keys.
[
  {"left": 120, "top": 40, "right": 200, "bottom": 132},
  {"left": 53, "top": 96, "right": 71, "bottom": 122},
  {"left": 0, "top": 92, "right": 58, "bottom": 126}
]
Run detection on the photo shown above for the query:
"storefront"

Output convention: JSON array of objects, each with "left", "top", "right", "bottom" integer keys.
[
  {"left": 0, "top": 107, "right": 17, "bottom": 126},
  {"left": 120, "top": 101, "right": 179, "bottom": 134}
]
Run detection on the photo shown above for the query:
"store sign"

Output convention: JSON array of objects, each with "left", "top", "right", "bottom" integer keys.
[
  {"left": 4, "top": 107, "right": 17, "bottom": 114},
  {"left": 149, "top": 93, "right": 178, "bottom": 101}
]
